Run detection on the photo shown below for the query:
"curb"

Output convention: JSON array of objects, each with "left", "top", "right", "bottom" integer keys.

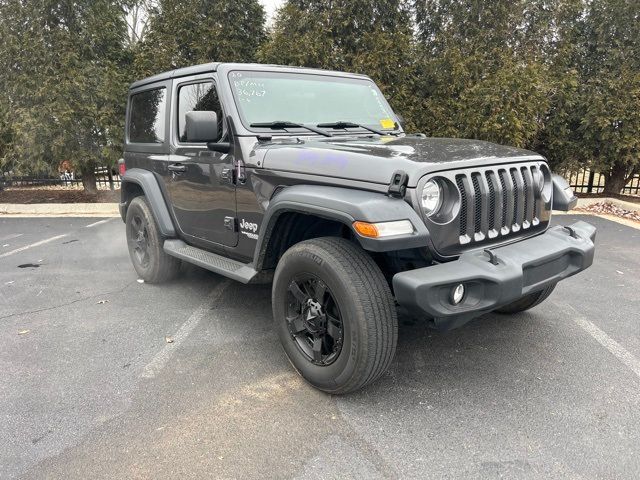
[{"left": 0, "top": 203, "right": 120, "bottom": 217}]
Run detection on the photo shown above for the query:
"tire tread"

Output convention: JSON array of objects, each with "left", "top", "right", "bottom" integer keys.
[
  {"left": 126, "top": 196, "right": 181, "bottom": 283},
  {"left": 278, "top": 237, "right": 397, "bottom": 394}
]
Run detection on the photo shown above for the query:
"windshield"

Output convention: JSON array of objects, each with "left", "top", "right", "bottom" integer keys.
[{"left": 228, "top": 70, "right": 399, "bottom": 133}]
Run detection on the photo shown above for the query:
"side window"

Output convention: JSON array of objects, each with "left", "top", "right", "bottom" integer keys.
[
  {"left": 177, "top": 82, "right": 223, "bottom": 142},
  {"left": 128, "top": 87, "right": 167, "bottom": 143}
]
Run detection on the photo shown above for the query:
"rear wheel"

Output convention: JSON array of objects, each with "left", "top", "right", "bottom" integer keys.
[
  {"left": 495, "top": 283, "right": 556, "bottom": 314},
  {"left": 272, "top": 237, "right": 397, "bottom": 394},
  {"left": 125, "top": 196, "right": 181, "bottom": 283}
]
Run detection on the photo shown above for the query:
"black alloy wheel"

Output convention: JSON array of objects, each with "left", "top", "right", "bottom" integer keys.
[
  {"left": 272, "top": 237, "right": 398, "bottom": 394},
  {"left": 286, "top": 274, "right": 343, "bottom": 366},
  {"left": 125, "top": 196, "right": 181, "bottom": 283},
  {"left": 129, "top": 214, "right": 150, "bottom": 268}
]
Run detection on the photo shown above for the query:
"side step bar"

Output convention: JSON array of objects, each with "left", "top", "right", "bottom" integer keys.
[{"left": 163, "top": 239, "right": 258, "bottom": 284}]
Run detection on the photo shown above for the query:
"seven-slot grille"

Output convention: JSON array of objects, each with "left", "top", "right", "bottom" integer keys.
[{"left": 455, "top": 164, "right": 543, "bottom": 245}]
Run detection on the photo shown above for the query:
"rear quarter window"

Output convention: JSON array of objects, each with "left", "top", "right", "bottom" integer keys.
[{"left": 128, "top": 87, "right": 167, "bottom": 143}]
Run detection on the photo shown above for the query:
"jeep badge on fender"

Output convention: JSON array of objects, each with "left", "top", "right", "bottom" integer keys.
[
  {"left": 240, "top": 219, "right": 259, "bottom": 239},
  {"left": 119, "top": 63, "right": 595, "bottom": 394}
]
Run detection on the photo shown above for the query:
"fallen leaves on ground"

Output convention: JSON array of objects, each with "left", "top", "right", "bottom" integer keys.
[
  {"left": 576, "top": 202, "right": 640, "bottom": 223},
  {"left": 18, "top": 329, "right": 30, "bottom": 335},
  {"left": 165, "top": 336, "right": 174, "bottom": 344}
]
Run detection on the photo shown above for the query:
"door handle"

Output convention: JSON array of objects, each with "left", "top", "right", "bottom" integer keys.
[{"left": 168, "top": 163, "right": 186, "bottom": 173}]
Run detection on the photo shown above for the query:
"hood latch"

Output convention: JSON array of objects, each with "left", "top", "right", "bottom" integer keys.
[{"left": 388, "top": 170, "right": 408, "bottom": 198}]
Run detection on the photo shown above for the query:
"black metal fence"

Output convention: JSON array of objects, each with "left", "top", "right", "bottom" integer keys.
[
  {"left": 2, "top": 165, "right": 639, "bottom": 196},
  {"left": 562, "top": 168, "right": 640, "bottom": 195},
  {"left": 1, "top": 167, "right": 121, "bottom": 190}
]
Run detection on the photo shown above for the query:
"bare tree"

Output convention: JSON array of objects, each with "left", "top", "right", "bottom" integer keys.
[{"left": 125, "top": 0, "right": 156, "bottom": 46}]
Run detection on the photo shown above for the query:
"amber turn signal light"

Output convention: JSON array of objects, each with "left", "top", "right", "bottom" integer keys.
[
  {"left": 353, "top": 221, "right": 379, "bottom": 238},
  {"left": 352, "top": 220, "right": 414, "bottom": 239}
]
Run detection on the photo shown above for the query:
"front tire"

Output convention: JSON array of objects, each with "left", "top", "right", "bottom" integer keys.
[
  {"left": 125, "top": 196, "right": 181, "bottom": 283},
  {"left": 272, "top": 237, "right": 398, "bottom": 394},
  {"left": 495, "top": 283, "right": 556, "bottom": 314}
]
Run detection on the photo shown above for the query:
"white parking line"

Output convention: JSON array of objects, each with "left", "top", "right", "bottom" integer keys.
[
  {"left": 0, "top": 234, "right": 67, "bottom": 259},
  {"left": 85, "top": 218, "right": 114, "bottom": 228},
  {"left": 0, "top": 233, "right": 23, "bottom": 242},
  {"left": 141, "top": 280, "right": 230, "bottom": 379},
  {"left": 553, "top": 300, "right": 640, "bottom": 380}
]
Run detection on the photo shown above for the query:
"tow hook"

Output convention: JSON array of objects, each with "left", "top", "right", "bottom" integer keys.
[
  {"left": 564, "top": 226, "right": 580, "bottom": 239},
  {"left": 484, "top": 249, "right": 500, "bottom": 265}
]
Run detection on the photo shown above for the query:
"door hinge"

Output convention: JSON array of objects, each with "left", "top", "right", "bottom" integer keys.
[
  {"left": 224, "top": 216, "right": 237, "bottom": 231},
  {"left": 235, "top": 160, "right": 246, "bottom": 184}
]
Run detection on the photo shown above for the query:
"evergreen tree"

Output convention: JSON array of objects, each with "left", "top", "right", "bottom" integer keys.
[
  {"left": 259, "top": 0, "right": 417, "bottom": 128},
  {"left": 1, "top": 0, "right": 638, "bottom": 195},
  {"left": 412, "top": 0, "right": 554, "bottom": 148},
  {"left": 575, "top": 0, "right": 640, "bottom": 194},
  {"left": 0, "top": 0, "right": 131, "bottom": 193},
  {"left": 532, "top": 0, "right": 585, "bottom": 171},
  {"left": 134, "top": 0, "right": 266, "bottom": 77}
]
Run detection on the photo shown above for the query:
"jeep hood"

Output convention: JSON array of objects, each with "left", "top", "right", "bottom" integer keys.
[{"left": 258, "top": 135, "right": 545, "bottom": 188}]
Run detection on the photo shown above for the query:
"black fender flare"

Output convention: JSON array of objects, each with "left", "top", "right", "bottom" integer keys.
[
  {"left": 120, "top": 168, "right": 176, "bottom": 237},
  {"left": 253, "top": 185, "right": 430, "bottom": 268}
]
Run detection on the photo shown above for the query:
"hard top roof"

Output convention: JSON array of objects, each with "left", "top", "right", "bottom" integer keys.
[{"left": 129, "top": 62, "right": 370, "bottom": 90}]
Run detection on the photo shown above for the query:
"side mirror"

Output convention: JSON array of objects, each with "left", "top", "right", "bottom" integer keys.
[
  {"left": 207, "top": 142, "right": 231, "bottom": 154},
  {"left": 551, "top": 174, "right": 578, "bottom": 211},
  {"left": 185, "top": 111, "right": 218, "bottom": 143}
]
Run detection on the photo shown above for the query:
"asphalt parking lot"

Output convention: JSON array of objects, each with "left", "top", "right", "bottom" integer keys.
[{"left": 1, "top": 213, "right": 639, "bottom": 479}]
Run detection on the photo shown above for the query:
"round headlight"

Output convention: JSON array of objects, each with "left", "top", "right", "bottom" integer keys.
[
  {"left": 421, "top": 179, "right": 443, "bottom": 216},
  {"left": 534, "top": 169, "right": 545, "bottom": 193},
  {"left": 539, "top": 164, "right": 553, "bottom": 203}
]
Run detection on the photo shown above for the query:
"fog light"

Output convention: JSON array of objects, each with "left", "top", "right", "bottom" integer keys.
[{"left": 451, "top": 283, "right": 465, "bottom": 305}]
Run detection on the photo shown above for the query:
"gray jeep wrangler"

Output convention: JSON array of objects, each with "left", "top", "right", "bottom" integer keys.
[{"left": 119, "top": 62, "right": 596, "bottom": 394}]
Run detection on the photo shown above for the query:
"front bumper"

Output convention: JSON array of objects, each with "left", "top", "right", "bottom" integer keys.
[{"left": 393, "top": 221, "right": 596, "bottom": 330}]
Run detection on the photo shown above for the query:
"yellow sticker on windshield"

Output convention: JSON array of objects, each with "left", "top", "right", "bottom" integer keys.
[{"left": 380, "top": 118, "right": 395, "bottom": 129}]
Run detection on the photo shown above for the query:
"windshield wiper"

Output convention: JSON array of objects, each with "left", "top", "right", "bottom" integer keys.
[
  {"left": 317, "top": 121, "right": 397, "bottom": 136},
  {"left": 250, "top": 121, "right": 332, "bottom": 137}
]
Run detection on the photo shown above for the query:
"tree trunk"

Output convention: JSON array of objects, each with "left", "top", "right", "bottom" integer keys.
[
  {"left": 602, "top": 162, "right": 628, "bottom": 196},
  {"left": 81, "top": 164, "right": 98, "bottom": 195}
]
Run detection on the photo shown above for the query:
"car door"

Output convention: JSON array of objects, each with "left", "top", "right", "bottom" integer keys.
[{"left": 164, "top": 76, "right": 238, "bottom": 247}]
